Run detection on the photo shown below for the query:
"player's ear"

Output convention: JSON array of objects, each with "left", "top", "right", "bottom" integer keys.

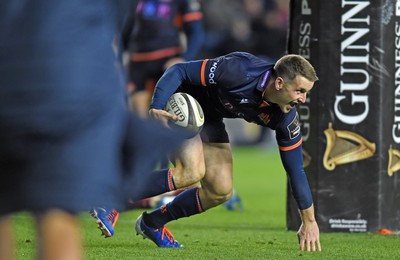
[{"left": 275, "top": 77, "right": 284, "bottom": 90}]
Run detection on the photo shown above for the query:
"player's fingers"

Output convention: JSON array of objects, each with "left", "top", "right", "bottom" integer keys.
[
  {"left": 152, "top": 110, "right": 178, "bottom": 122},
  {"left": 151, "top": 112, "right": 172, "bottom": 128},
  {"left": 311, "top": 240, "right": 316, "bottom": 251},
  {"left": 162, "top": 110, "right": 178, "bottom": 121},
  {"left": 298, "top": 236, "right": 305, "bottom": 251},
  {"left": 317, "top": 240, "right": 322, "bottom": 251},
  {"left": 169, "top": 114, "right": 179, "bottom": 121},
  {"left": 306, "top": 239, "right": 311, "bottom": 252},
  {"left": 149, "top": 108, "right": 163, "bottom": 120}
]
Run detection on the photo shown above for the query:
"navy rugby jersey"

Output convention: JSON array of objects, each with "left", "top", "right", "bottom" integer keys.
[
  {"left": 151, "top": 52, "right": 302, "bottom": 151},
  {"left": 123, "top": 0, "right": 204, "bottom": 61},
  {"left": 151, "top": 52, "right": 313, "bottom": 209}
]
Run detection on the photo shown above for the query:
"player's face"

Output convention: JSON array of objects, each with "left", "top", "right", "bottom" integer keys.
[{"left": 276, "top": 75, "right": 314, "bottom": 113}]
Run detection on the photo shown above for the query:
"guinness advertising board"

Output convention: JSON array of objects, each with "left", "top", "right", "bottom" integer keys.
[{"left": 287, "top": 0, "right": 400, "bottom": 232}]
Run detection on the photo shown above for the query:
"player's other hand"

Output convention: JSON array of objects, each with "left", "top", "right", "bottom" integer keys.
[
  {"left": 297, "top": 221, "right": 321, "bottom": 252},
  {"left": 149, "top": 108, "right": 178, "bottom": 128}
]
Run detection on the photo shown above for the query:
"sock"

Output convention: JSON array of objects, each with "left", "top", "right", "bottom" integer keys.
[
  {"left": 131, "top": 168, "right": 176, "bottom": 201},
  {"left": 143, "top": 187, "right": 204, "bottom": 228}
]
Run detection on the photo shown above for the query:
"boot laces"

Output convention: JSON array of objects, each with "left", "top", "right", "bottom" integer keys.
[{"left": 159, "top": 226, "right": 176, "bottom": 244}]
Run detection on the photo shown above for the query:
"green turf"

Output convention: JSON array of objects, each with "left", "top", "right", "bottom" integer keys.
[{"left": 11, "top": 146, "right": 400, "bottom": 259}]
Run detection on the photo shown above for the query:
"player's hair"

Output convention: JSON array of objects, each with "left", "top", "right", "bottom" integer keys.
[{"left": 272, "top": 54, "right": 318, "bottom": 83}]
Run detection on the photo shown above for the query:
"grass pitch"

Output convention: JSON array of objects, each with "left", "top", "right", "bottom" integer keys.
[{"left": 11, "top": 146, "right": 400, "bottom": 259}]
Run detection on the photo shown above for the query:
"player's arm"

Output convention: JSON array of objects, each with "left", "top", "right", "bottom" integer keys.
[
  {"left": 298, "top": 204, "right": 321, "bottom": 252},
  {"left": 181, "top": 17, "right": 204, "bottom": 61},
  {"left": 162, "top": 11, "right": 204, "bottom": 70},
  {"left": 276, "top": 110, "right": 321, "bottom": 251},
  {"left": 151, "top": 53, "right": 241, "bottom": 110},
  {"left": 150, "top": 60, "right": 203, "bottom": 109},
  {"left": 149, "top": 60, "right": 204, "bottom": 123},
  {"left": 180, "top": 0, "right": 205, "bottom": 61},
  {"left": 279, "top": 144, "right": 312, "bottom": 209},
  {"left": 279, "top": 145, "right": 321, "bottom": 252}
]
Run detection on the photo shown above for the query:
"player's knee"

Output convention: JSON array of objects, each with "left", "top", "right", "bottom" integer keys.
[
  {"left": 184, "top": 166, "right": 205, "bottom": 185},
  {"left": 208, "top": 188, "right": 233, "bottom": 205},
  {"left": 173, "top": 163, "right": 205, "bottom": 188},
  {"left": 219, "top": 190, "right": 233, "bottom": 203}
]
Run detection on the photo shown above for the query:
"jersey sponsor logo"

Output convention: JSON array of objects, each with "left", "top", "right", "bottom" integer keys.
[
  {"left": 287, "top": 112, "right": 301, "bottom": 139},
  {"left": 208, "top": 61, "right": 218, "bottom": 84}
]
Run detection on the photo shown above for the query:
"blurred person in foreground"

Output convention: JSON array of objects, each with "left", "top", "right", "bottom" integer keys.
[
  {"left": 96, "top": 51, "right": 322, "bottom": 251},
  {"left": 0, "top": 1, "right": 184, "bottom": 259}
]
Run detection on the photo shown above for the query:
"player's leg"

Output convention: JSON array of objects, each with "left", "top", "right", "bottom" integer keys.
[
  {"left": 134, "top": 135, "right": 206, "bottom": 247},
  {"left": 35, "top": 210, "right": 83, "bottom": 260},
  {"left": 139, "top": 141, "right": 239, "bottom": 211},
  {"left": 0, "top": 215, "right": 15, "bottom": 260},
  {"left": 126, "top": 61, "right": 152, "bottom": 119},
  {"left": 196, "top": 142, "right": 233, "bottom": 210},
  {"left": 168, "top": 135, "right": 206, "bottom": 188},
  {"left": 130, "top": 135, "right": 205, "bottom": 201},
  {"left": 140, "top": 142, "right": 232, "bottom": 224},
  {"left": 135, "top": 142, "right": 232, "bottom": 248},
  {"left": 129, "top": 90, "right": 151, "bottom": 118},
  {"left": 92, "top": 135, "right": 204, "bottom": 239},
  {"left": 141, "top": 142, "right": 232, "bottom": 222},
  {"left": 127, "top": 58, "right": 165, "bottom": 119},
  {"left": 134, "top": 96, "right": 232, "bottom": 247}
]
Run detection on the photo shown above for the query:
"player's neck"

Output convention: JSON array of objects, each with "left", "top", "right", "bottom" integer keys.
[{"left": 263, "top": 79, "right": 278, "bottom": 104}]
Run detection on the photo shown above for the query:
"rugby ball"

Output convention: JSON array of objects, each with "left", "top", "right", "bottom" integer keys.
[{"left": 164, "top": 92, "right": 204, "bottom": 136}]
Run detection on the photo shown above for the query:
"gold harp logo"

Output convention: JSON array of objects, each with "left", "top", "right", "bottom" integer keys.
[
  {"left": 323, "top": 123, "right": 376, "bottom": 171},
  {"left": 388, "top": 145, "right": 400, "bottom": 176}
]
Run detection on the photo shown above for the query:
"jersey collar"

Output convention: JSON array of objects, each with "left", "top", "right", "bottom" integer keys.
[{"left": 256, "top": 70, "right": 271, "bottom": 92}]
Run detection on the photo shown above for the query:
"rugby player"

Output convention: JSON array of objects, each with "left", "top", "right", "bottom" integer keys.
[{"left": 93, "top": 52, "right": 321, "bottom": 251}]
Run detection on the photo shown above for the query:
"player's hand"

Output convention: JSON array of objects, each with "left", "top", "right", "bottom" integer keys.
[
  {"left": 149, "top": 108, "right": 178, "bottom": 128},
  {"left": 297, "top": 205, "right": 321, "bottom": 252},
  {"left": 297, "top": 221, "right": 321, "bottom": 252}
]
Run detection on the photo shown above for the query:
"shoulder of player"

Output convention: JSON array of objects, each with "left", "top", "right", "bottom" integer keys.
[
  {"left": 273, "top": 108, "right": 302, "bottom": 141},
  {"left": 276, "top": 108, "right": 300, "bottom": 128},
  {"left": 205, "top": 52, "right": 258, "bottom": 71}
]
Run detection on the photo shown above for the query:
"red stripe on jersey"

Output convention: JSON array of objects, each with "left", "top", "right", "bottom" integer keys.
[
  {"left": 131, "top": 47, "right": 182, "bottom": 61},
  {"left": 279, "top": 138, "right": 302, "bottom": 151},
  {"left": 183, "top": 12, "right": 203, "bottom": 22},
  {"left": 200, "top": 59, "right": 208, "bottom": 86}
]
